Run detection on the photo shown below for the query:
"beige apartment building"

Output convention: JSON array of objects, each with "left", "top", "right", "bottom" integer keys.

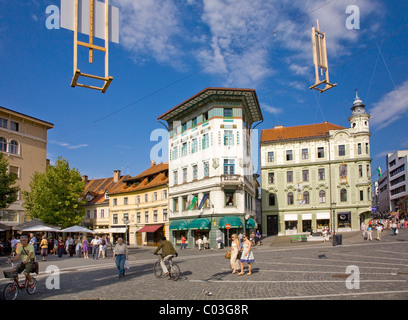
[
  {"left": 0, "top": 106, "right": 54, "bottom": 224},
  {"left": 108, "top": 162, "right": 169, "bottom": 246}
]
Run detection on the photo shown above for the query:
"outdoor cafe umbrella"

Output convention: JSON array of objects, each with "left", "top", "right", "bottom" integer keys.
[
  {"left": 60, "top": 225, "right": 96, "bottom": 234},
  {"left": 22, "top": 225, "right": 60, "bottom": 232}
]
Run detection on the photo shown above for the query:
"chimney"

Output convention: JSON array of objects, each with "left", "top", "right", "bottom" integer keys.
[
  {"left": 274, "top": 125, "right": 284, "bottom": 129},
  {"left": 113, "top": 170, "right": 121, "bottom": 183},
  {"left": 150, "top": 160, "right": 156, "bottom": 167},
  {"left": 82, "top": 175, "right": 88, "bottom": 184}
]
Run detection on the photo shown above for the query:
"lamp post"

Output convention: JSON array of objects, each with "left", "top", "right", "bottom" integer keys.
[
  {"left": 331, "top": 202, "right": 336, "bottom": 234},
  {"left": 123, "top": 218, "right": 130, "bottom": 245}
]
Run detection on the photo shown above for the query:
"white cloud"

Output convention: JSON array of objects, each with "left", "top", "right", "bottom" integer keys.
[
  {"left": 370, "top": 79, "right": 408, "bottom": 130},
  {"left": 261, "top": 104, "right": 283, "bottom": 115},
  {"left": 50, "top": 141, "right": 89, "bottom": 150}
]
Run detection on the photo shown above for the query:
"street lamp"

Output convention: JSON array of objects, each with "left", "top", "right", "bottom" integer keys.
[
  {"left": 331, "top": 202, "right": 336, "bottom": 234},
  {"left": 123, "top": 217, "right": 130, "bottom": 245}
]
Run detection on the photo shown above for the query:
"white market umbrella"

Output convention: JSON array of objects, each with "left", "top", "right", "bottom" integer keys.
[
  {"left": 60, "top": 225, "right": 96, "bottom": 234},
  {"left": 22, "top": 225, "right": 60, "bottom": 232}
]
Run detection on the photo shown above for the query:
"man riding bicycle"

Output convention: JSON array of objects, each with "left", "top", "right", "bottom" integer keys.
[
  {"left": 7, "top": 235, "right": 36, "bottom": 289},
  {"left": 153, "top": 236, "right": 178, "bottom": 276}
]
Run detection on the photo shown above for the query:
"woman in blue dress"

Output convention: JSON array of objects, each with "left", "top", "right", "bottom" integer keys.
[{"left": 239, "top": 234, "right": 254, "bottom": 275}]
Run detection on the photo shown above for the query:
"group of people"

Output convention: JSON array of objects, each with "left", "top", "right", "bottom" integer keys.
[
  {"left": 53, "top": 235, "right": 111, "bottom": 260},
  {"left": 361, "top": 218, "right": 405, "bottom": 241}
]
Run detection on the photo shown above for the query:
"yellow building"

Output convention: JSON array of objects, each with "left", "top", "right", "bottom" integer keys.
[
  {"left": 0, "top": 106, "right": 54, "bottom": 224},
  {"left": 108, "top": 162, "right": 169, "bottom": 246}
]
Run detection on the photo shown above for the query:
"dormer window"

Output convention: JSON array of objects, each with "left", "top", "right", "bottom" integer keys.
[{"left": 104, "top": 191, "right": 109, "bottom": 200}]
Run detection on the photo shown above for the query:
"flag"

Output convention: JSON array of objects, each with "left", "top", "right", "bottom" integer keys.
[
  {"left": 376, "top": 166, "right": 382, "bottom": 178},
  {"left": 198, "top": 194, "right": 209, "bottom": 210},
  {"left": 187, "top": 195, "right": 198, "bottom": 210}
]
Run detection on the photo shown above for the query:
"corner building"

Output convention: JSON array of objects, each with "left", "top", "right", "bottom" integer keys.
[
  {"left": 158, "top": 88, "right": 263, "bottom": 248},
  {"left": 261, "top": 95, "right": 372, "bottom": 236}
]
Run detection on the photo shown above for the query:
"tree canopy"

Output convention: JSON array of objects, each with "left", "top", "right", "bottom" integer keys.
[
  {"left": 23, "top": 157, "right": 86, "bottom": 228},
  {"left": 0, "top": 153, "right": 20, "bottom": 209}
]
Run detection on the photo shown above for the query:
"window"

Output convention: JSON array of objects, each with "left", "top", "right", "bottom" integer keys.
[
  {"left": 366, "top": 165, "right": 370, "bottom": 178},
  {"left": 365, "top": 143, "right": 369, "bottom": 154},
  {"left": 358, "top": 143, "right": 362, "bottom": 155},
  {"left": 145, "top": 211, "right": 149, "bottom": 223},
  {"left": 163, "top": 190, "right": 167, "bottom": 199},
  {"left": 302, "top": 148, "right": 309, "bottom": 160},
  {"left": 182, "top": 122, "right": 187, "bottom": 133},
  {"left": 0, "top": 118, "right": 7, "bottom": 129},
  {"left": 0, "top": 137, "right": 7, "bottom": 152},
  {"left": 153, "top": 210, "right": 158, "bottom": 222},
  {"left": 268, "top": 172, "right": 275, "bottom": 184},
  {"left": 153, "top": 192, "right": 157, "bottom": 201},
  {"left": 303, "top": 191, "right": 310, "bottom": 204},
  {"left": 113, "top": 214, "right": 118, "bottom": 224},
  {"left": 191, "top": 138, "right": 198, "bottom": 153},
  {"left": 10, "top": 121, "right": 19, "bottom": 132},
  {"left": 145, "top": 194, "right": 148, "bottom": 202},
  {"left": 287, "top": 192, "right": 294, "bottom": 205},
  {"left": 286, "top": 150, "right": 293, "bottom": 161},
  {"left": 223, "top": 159, "right": 235, "bottom": 175},
  {"left": 183, "top": 168, "right": 187, "bottom": 183},
  {"left": 192, "top": 117, "right": 197, "bottom": 127},
  {"left": 93, "top": 210, "right": 97, "bottom": 219},
  {"left": 192, "top": 165, "right": 198, "bottom": 180},
  {"left": 340, "top": 189, "right": 347, "bottom": 202},
  {"left": 360, "top": 190, "right": 364, "bottom": 201},
  {"left": 163, "top": 209, "right": 168, "bottom": 221},
  {"left": 225, "top": 191, "right": 235, "bottom": 206},
  {"left": 182, "top": 196, "right": 188, "bottom": 210},
  {"left": 202, "top": 133, "right": 209, "bottom": 150},
  {"left": 224, "top": 108, "right": 233, "bottom": 118},
  {"left": 9, "top": 140, "right": 18, "bottom": 154},
  {"left": 268, "top": 152, "right": 274, "bottom": 162},
  {"left": 136, "top": 195, "right": 140, "bottom": 203},
  {"left": 287, "top": 171, "right": 293, "bottom": 183},
  {"left": 181, "top": 143, "right": 187, "bottom": 157},
  {"left": 173, "top": 198, "right": 179, "bottom": 212},
  {"left": 86, "top": 210, "right": 90, "bottom": 219},
  {"left": 338, "top": 145, "right": 345, "bottom": 156},
  {"left": 302, "top": 170, "right": 309, "bottom": 182},
  {"left": 359, "top": 165, "right": 363, "bottom": 178},
  {"left": 124, "top": 197, "right": 128, "bottom": 205},
  {"left": 317, "top": 147, "right": 325, "bottom": 158},
  {"left": 269, "top": 194, "right": 276, "bottom": 206},
  {"left": 319, "top": 190, "right": 326, "bottom": 203},
  {"left": 137, "top": 212, "right": 141, "bottom": 223},
  {"left": 173, "top": 170, "right": 178, "bottom": 185},
  {"left": 203, "top": 111, "right": 209, "bottom": 122},
  {"left": 318, "top": 168, "right": 325, "bottom": 180},
  {"left": 100, "top": 209, "right": 105, "bottom": 218},
  {"left": 113, "top": 198, "right": 117, "bottom": 206},
  {"left": 172, "top": 147, "right": 178, "bottom": 160},
  {"left": 339, "top": 164, "right": 347, "bottom": 178},
  {"left": 224, "top": 130, "right": 234, "bottom": 146},
  {"left": 203, "top": 161, "right": 209, "bottom": 177}
]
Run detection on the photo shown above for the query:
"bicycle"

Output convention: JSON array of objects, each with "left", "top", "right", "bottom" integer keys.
[
  {"left": 153, "top": 254, "right": 180, "bottom": 281},
  {"left": 3, "top": 262, "right": 38, "bottom": 300}
]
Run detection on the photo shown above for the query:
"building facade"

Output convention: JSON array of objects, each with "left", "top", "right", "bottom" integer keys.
[
  {"left": 261, "top": 95, "right": 372, "bottom": 236},
  {"left": 158, "top": 88, "right": 262, "bottom": 249},
  {"left": 108, "top": 162, "right": 169, "bottom": 246},
  {"left": 0, "top": 106, "right": 54, "bottom": 224}
]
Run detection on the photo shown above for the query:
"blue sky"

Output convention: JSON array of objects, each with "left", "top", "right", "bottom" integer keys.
[{"left": 0, "top": 0, "right": 407, "bottom": 182}]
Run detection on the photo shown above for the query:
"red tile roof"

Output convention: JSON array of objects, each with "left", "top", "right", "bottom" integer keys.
[{"left": 261, "top": 122, "right": 344, "bottom": 143}]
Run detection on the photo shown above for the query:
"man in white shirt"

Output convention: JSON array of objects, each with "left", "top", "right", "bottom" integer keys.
[
  {"left": 91, "top": 236, "right": 101, "bottom": 260},
  {"left": 376, "top": 224, "right": 383, "bottom": 240}
]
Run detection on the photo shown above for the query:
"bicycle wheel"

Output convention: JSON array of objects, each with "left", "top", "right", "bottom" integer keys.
[
  {"left": 3, "top": 283, "right": 19, "bottom": 300},
  {"left": 26, "top": 277, "right": 37, "bottom": 295},
  {"left": 169, "top": 263, "right": 180, "bottom": 281},
  {"left": 153, "top": 261, "right": 163, "bottom": 278}
]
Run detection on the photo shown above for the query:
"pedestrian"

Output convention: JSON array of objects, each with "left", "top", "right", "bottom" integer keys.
[
  {"left": 322, "top": 227, "right": 329, "bottom": 242},
  {"left": 98, "top": 236, "right": 106, "bottom": 259},
  {"left": 239, "top": 234, "right": 254, "bottom": 276},
  {"left": 361, "top": 222, "right": 366, "bottom": 238},
  {"left": 57, "top": 236, "right": 64, "bottom": 259},
  {"left": 376, "top": 224, "right": 383, "bottom": 240},
  {"left": 250, "top": 231, "right": 255, "bottom": 245},
  {"left": 230, "top": 234, "right": 240, "bottom": 274},
  {"left": 40, "top": 235, "right": 48, "bottom": 261},
  {"left": 197, "top": 237, "right": 203, "bottom": 250},
  {"left": 113, "top": 237, "right": 128, "bottom": 279},
  {"left": 10, "top": 236, "right": 17, "bottom": 257},
  {"left": 255, "top": 230, "right": 261, "bottom": 246},
  {"left": 216, "top": 235, "right": 222, "bottom": 249},
  {"left": 53, "top": 238, "right": 58, "bottom": 256},
  {"left": 367, "top": 226, "right": 373, "bottom": 241},
  {"left": 82, "top": 237, "right": 89, "bottom": 259},
  {"left": 238, "top": 233, "right": 243, "bottom": 246},
  {"left": 91, "top": 236, "right": 100, "bottom": 259},
  {"left": 75, "top": 237, "right": 82, "bottom": 257},
  {"left": 391, "top": 221, "right": 397, "bottom": 236},
  {"left": 203, "top": 235, "right": 208, "bottom": 249},
  {"left": 29, "top": 233, "right": 37, "bottom": 256},
  {"left": 180, "top": 235, "right": 187, "bottom": 250}
]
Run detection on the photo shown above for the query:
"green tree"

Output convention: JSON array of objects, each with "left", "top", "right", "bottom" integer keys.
[
  {"left": 0, "top": 153, "right": 20, "bottom": 209},
  {"left": 23, "top": 157, "right": 86, "bottom": 228}
]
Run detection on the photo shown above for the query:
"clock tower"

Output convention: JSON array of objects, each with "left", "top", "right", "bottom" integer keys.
[{"left": 348, "top": 91, "right": 370, "bottom": 132}]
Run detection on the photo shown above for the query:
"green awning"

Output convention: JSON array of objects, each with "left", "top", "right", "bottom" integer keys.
[
  {"left": 169, "top": 220, "right": 188, "bottom": 231},
  {"left": 246, "top": 218, "right": 257, "bottom": 229},
  {"left": 188, "top": 218, "right": 211, "bottom": 230},
  {"left": 219, "top": 216, "right": 243, "bottom": 228}
]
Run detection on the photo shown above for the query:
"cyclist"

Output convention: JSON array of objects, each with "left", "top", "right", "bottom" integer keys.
[
  {"left": 153, "top": 236, "right": 178, "bottom": 276},
  {"left": 7, "top": 235, "right": 36, "bottom": 289}
]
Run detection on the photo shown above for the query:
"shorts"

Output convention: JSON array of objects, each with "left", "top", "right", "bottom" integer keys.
[{"left": 15, "top": 261, "right": 34, "bottom": 274}]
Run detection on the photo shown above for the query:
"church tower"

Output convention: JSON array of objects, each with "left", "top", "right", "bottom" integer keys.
[{"left": 348, "top": 92, "right": 370, "bottom": 132}]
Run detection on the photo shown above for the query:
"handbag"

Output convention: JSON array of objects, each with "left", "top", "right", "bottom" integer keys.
[
  {"left": 225, "top": 250, "right": 231, "bottom": 259},
  {"left": 124, "top": 260, "right": 130, "bottom": 269}
]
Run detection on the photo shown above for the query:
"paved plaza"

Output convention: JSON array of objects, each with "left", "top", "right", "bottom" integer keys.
[{"left": 1, "top": 229, "right": 408, "bottom": 302}]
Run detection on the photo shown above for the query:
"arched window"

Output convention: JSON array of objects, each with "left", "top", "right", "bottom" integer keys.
[
  {"left": 269, "top": 193, "right": 276, "bottom": 206},
  {"left": 287, "top": 192, "right": 294, "bottom": 205},
  {"left": 0, "top": 137, "right": 6, "bottom": 152},
  {"left": 9, "top": 140, "right": 18, "bottom": 154},
  {"left": 303, "top": 191, "right": 310, "bottom": 204},
  {"left": 319, "top": 190, "right": 326, "bottom": 203},
  {"left": 340, "top": 188, "right": 347, "bottom": 202}
]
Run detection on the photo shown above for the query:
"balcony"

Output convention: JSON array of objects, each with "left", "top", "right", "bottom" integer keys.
[{"left": 221, "top": 174, "right": 244, "bottom": 188}]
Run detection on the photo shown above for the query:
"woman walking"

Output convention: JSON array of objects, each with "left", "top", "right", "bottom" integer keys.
[
  {"left": 57, "top": 236, "right": 64, "bottom": 259},
  {"left": 82, "top": 237, "right": 89, "bottom": 259},
  {"left": 239, "top": 234, "right": 254, "bottom": 276},
  {"left": 113, "top": 237, "right": 129, "bottom": 279},
  {"left": 230, "top": 234, "right": 240, "bottom": 274},
  {"left": 40, "top": 235, "right": 48, "bottom": 261}
]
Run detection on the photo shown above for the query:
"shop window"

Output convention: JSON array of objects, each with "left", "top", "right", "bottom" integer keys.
[{"left": 302, "top": 220, "right": 312, "bottom": 233}]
